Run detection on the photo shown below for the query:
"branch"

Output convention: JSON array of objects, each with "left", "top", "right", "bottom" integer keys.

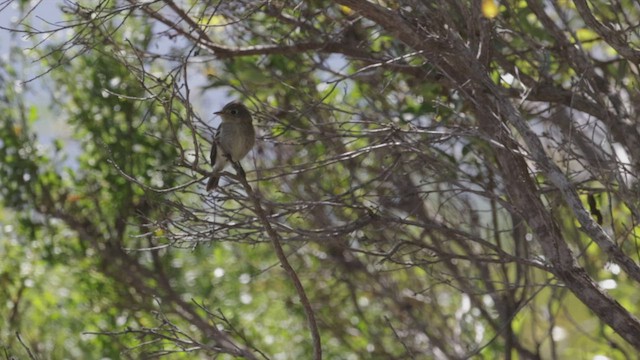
[
  {"left": 573, "top": 0, "right": 640, "bottom": 64},
  {"left": 337, "top": 0, "right": 640, "bottom": 350},
  {"left": 228, "top": 160, "right": 323, "bottom": 360},
  {"left": 16, "top": 332, "right": 37, "bottom": 360}
]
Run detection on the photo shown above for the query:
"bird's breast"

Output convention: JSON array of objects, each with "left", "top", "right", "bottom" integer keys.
[{"left": 219, "top": 122, "right": 255, "bottom": 161}]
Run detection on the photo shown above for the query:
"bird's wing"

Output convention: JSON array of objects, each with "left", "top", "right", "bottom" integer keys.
[{"left": 210, "top": 126, "right": 222, "bottom": 166}]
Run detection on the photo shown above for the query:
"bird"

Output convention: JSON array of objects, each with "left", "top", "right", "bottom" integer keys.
[{"left": 206, "top": 101, "right": 255, "bottom": 192}]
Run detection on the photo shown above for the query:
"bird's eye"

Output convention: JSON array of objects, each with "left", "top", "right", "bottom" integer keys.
[{"left": 230, "top": 109, "right": 238, "bottom": 115}]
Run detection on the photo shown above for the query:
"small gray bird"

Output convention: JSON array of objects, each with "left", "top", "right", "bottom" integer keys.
[{"left": 206, "top": 102, "right": 255, "bottom": 192}]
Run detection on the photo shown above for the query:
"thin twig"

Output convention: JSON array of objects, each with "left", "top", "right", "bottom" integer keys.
[{"left": 15, "top": 332, "right": 37, "bottom": 360}]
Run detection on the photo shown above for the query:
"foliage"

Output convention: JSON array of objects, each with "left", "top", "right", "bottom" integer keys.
[{"left": 2, "top": 0, "right": 640, "bottom": 359}]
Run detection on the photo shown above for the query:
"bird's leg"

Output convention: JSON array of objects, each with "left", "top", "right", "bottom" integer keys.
[
  {"left": 224, "top": 152, "right": 246, "bottom": 178},
  {"left": 233, "top": 161, "right": 246, "bottom": 178}
]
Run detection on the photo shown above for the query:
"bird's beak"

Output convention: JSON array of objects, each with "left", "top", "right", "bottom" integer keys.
[{"left": 214, "top": 110, "right": 223, "bottom": 115}]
